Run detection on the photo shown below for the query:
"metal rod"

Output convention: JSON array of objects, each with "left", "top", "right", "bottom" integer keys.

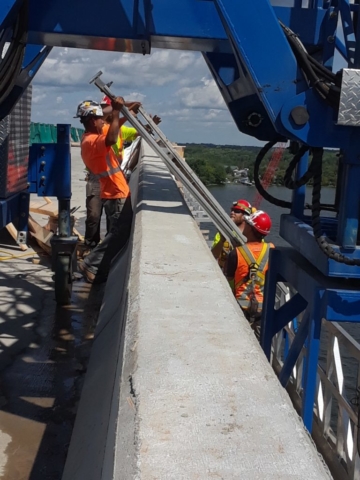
[{"left": 90, "top": 72, "right": 247, "bottom": 247}]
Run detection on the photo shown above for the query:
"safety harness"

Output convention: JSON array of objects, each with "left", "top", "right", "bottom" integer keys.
[{"left": 235, "top": 242, "right": 270, "bottom": 320}]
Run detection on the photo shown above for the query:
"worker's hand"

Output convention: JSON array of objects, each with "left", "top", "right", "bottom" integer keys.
[
  {"left": 111, "top": 96, "right": 125, "bottom": 112},
  {"left": 127, "top": 101, "right": 141, "bottom": 114},
  {"left": 151, "top": 114, "right": 161, "bottom": 125}
]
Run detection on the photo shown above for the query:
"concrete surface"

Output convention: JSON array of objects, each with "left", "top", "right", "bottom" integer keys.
[
  {"left": 63, "top": 143, "right": 332, "bottom": 480},
  {"left": 0, "top": 146, "right": 104, "bottom": 479}
]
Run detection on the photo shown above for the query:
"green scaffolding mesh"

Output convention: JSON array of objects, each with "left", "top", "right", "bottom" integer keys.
[{"left": 30, "top": 123, "right": 84, "bottom": 144}]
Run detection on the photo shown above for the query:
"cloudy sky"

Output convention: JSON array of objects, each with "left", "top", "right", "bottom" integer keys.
[{"left": 31, "top": 47, "right": 263, "bottom": 146}]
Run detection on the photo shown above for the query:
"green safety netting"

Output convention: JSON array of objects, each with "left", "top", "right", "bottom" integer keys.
[{"left": 30, "top": 123, "right": 84, "bottom": 144}]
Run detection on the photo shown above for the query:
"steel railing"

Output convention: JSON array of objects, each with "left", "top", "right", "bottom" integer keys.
[{"left": 273, "top": 285, "right": 360, "bottom": 480}]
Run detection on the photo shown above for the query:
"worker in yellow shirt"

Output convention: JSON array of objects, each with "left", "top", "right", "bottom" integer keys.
[{"left": 211, "top": 199, "right": 253, "bottom": 270}]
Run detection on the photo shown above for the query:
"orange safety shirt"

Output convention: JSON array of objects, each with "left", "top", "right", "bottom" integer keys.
[{"left": 81, "top": 132, "right": 130, "bottom": 200}]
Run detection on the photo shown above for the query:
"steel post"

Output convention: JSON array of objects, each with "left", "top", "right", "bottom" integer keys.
[
  {"left": 291, "top": 149, "right": 308, "bottom": 219},
  {"left": 301, "top": 308, "right": 321, "bottom": 433},
  {"left": 336, "top": 150, "right": 360, "bottom": 249}
]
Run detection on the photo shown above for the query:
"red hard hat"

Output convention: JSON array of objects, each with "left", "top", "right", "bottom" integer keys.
[
  {"left": 231, "top": 199, "right": 252, "bottom": 215},
  {"left": 101, "top": 95, "right": 112, "bottom": 106},
  {"left": 245, "top": 210, "right": 271, "bottom": 236}
]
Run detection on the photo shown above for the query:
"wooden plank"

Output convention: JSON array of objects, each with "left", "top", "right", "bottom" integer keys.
[
  {"left": 30, "top": 198, "right": 58, "bottom": 217},
  {"left": 73, "top": 227, "right": 84, "bottom": 242}
]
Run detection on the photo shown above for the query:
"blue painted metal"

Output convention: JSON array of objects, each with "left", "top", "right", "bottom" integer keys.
[
  {"left": 0, "top": 0, "right": 20, "bottom": 28},
  {"left": 0, "top": 191, "right": 28, "bottom": 230},
  {"left": 302, "top": 310, "right": 321, "bottom": 432},
  {"left": 28, "top": 125, "right": 71, "bottom": 198},
  {"left": 338, "top": 0, "right": 357, "bottom": 66},
  {"left": 0, "top": 0, "right": 356, "bottom": 145},
  {"left": 261, "top": 247, "right": 360, "bottom": 431},
  {"left": 0, "top": 44, "right": 52, "bottom": 120},
  {"left": 17, "top": 191, "right": 29, "bottom": 235},
  {"left": 280, "top": 215, "right": 360, "bottom": 278},
  {"left": 213, "top": 0, "right": 301, "bottom": 132},
  {"left": 336, "top": 149, "right": 360, "bottom": 249},
  {"left": 291, "top": 150, "right": 308, "bottom": 218},
  {"left": 279, "top": 313, "right": 310, "bottom": 388}
]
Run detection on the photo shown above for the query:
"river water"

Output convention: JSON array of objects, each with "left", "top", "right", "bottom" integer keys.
[
  {"left": 208, "top": 183, "right": 336, "bottom": 246},
  {"left": 208, "top": 183, "right": 359, "bottom": 405}
]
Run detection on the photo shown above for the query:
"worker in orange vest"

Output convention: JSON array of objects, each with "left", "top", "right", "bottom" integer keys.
[
  {"left": 75, "top": 98, "right": 133, "bottom": 283},
  {"left": 225, "top": 210, "right": 274, "bottom": 337}
]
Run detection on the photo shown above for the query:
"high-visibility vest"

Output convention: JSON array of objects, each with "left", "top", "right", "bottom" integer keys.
[
  {"left": 81, "top": 132, "right": 129, "bottom": 199},
  {"left": 234, "top": 242, "right": 272, "bottom": 312}
]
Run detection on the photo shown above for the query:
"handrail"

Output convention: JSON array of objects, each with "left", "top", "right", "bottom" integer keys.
[{"left": 273, "top": 286, "right": 360, "bottom": 479}]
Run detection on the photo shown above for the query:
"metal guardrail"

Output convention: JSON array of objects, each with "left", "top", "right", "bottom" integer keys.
[{"left": 273, "top": 285, "right": 360, "bottom": 480}]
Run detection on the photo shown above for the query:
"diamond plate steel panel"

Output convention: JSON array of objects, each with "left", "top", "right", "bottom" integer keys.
[{"left": 337, "top": 69, "right": 360, "bottom": 126}]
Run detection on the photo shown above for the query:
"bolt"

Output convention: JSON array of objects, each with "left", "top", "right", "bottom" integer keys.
[
  {"left": 247, "top": 112, "right": 263, "bottom": 128},
  {"left": 290, "top": 106, "right": 309, "bottom": 126}
]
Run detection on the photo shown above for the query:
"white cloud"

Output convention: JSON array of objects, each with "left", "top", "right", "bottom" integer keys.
[
  {"left": 177, "top": 77, "right": 225, "bottom": 109},
  {"left": 35, "top": 48, "right": 205, "bottom": 89},
  {"left": 30, "top": 47, "right": 262, "bottom": 146},
  {"left": 127, "top": 92, "right": 146, "bottom": 102}
]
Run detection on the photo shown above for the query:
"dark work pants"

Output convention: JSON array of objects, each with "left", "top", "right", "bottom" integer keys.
[
  {"left": 85, "top": 194, "right": 103, "bottom": 247},
  {"left": 84, "top": 196, "right": 133, "bottom": 279}
]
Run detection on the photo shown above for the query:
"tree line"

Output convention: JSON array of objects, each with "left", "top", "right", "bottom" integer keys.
[{"left": 184, "top": 144, "right": 339, "bottom": 187}]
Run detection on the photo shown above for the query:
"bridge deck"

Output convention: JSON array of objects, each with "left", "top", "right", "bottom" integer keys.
[{"left": 63, "top": 143, "right": 332, "bottom": 480}]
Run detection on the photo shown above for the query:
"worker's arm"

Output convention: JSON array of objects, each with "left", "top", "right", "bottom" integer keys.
[
  {"left": 211, "top": 232, "right": 225, "bottom": 259},
  {"left": 126, "top": 101, "right": 141, "bottom": 112},
  {"left": 105, "top": 97, "right": 124, "bottom": 147},
  {"left": 118, "top": 116, "right": 128, "bottom": 128},
  {"left": 224, "top": 250, "right": 237, "bottom": 295}
]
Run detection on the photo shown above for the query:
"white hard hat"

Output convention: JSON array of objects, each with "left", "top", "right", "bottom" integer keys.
[{"left": 74, "top": 100, "right": 103, "bottom": 118}]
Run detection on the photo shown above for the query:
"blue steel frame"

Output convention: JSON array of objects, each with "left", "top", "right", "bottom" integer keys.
[
  {"left": 28, "top": 124, "right": 77, "bottom": 271},
  {"left": 261, "top": 248, "right": 360, "bottom": 432}
]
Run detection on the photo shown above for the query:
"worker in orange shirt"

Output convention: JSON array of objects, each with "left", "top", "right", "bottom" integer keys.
[
  {"left": 75, "top": 98, "right": 132, "bottom": 283},
  {"left": 83, "top": 98, "right": 141, "bottom": 250},
  {"left": 225, "top": 210, "right": 274, "bottom": 337}
]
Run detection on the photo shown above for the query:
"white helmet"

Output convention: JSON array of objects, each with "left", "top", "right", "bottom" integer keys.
[{"left": 74, "top": 100, "right": 103, "bottom": 118}]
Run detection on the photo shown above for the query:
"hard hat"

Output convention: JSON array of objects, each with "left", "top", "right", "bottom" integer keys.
[
  {"left": 231, "top": 199, "right": 252, "bottom": 215},
  {"left": 245, "top": 210, "right": 271, "bottom": 236},
  {"left": 101, "top": 95, "right": 112, "bottom": 106},
  {"left": 74, "top": 100, "right": 103, "bottom": 118}
]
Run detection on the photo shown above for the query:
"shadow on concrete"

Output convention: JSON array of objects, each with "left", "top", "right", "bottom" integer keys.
[{"left": 0, "top": 267, "right": 104, "bottom": 479}]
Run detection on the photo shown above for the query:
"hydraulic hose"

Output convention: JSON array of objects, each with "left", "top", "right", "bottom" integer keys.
[
  {"left": 280, "top": 21, "right": 341, "bottom": 110},
  {"left": 0, "top": 0, "right": 28, "bottom": 106},
  {"left": 311, "top": 149, "right": 360, "bottom": 266}
]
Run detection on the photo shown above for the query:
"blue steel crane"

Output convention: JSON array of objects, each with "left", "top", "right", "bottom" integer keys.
[{"left": 1, "top": 0, "right": 360, "bottom": 430}]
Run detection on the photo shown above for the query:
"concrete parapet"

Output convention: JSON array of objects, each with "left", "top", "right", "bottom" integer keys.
[{"left": 63, "top": 143, "right": 332, "bottom": 480}]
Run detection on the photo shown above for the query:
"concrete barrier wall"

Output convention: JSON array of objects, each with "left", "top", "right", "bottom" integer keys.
[{"left": 63, "top": 143, "right": 332, "bottom": 480}]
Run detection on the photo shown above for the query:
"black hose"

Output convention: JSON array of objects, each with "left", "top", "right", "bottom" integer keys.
[
  {"left": 254, "top": 140, "right": 292, "bottom": 208},
  {"left": 0, "top": 0, "right": 28, "bottom": 105},
  {"left": 311, "top": 149, "right": 360, "bottom": 266},
  {"left": 280, "top": 22, "right": 340, "bottom": 110},
  {"left": 254, "top": 142, "right": 337, "bottom": 212},
  {"left": 283, "top": 145, "right": 311, "bottom": 189}
]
